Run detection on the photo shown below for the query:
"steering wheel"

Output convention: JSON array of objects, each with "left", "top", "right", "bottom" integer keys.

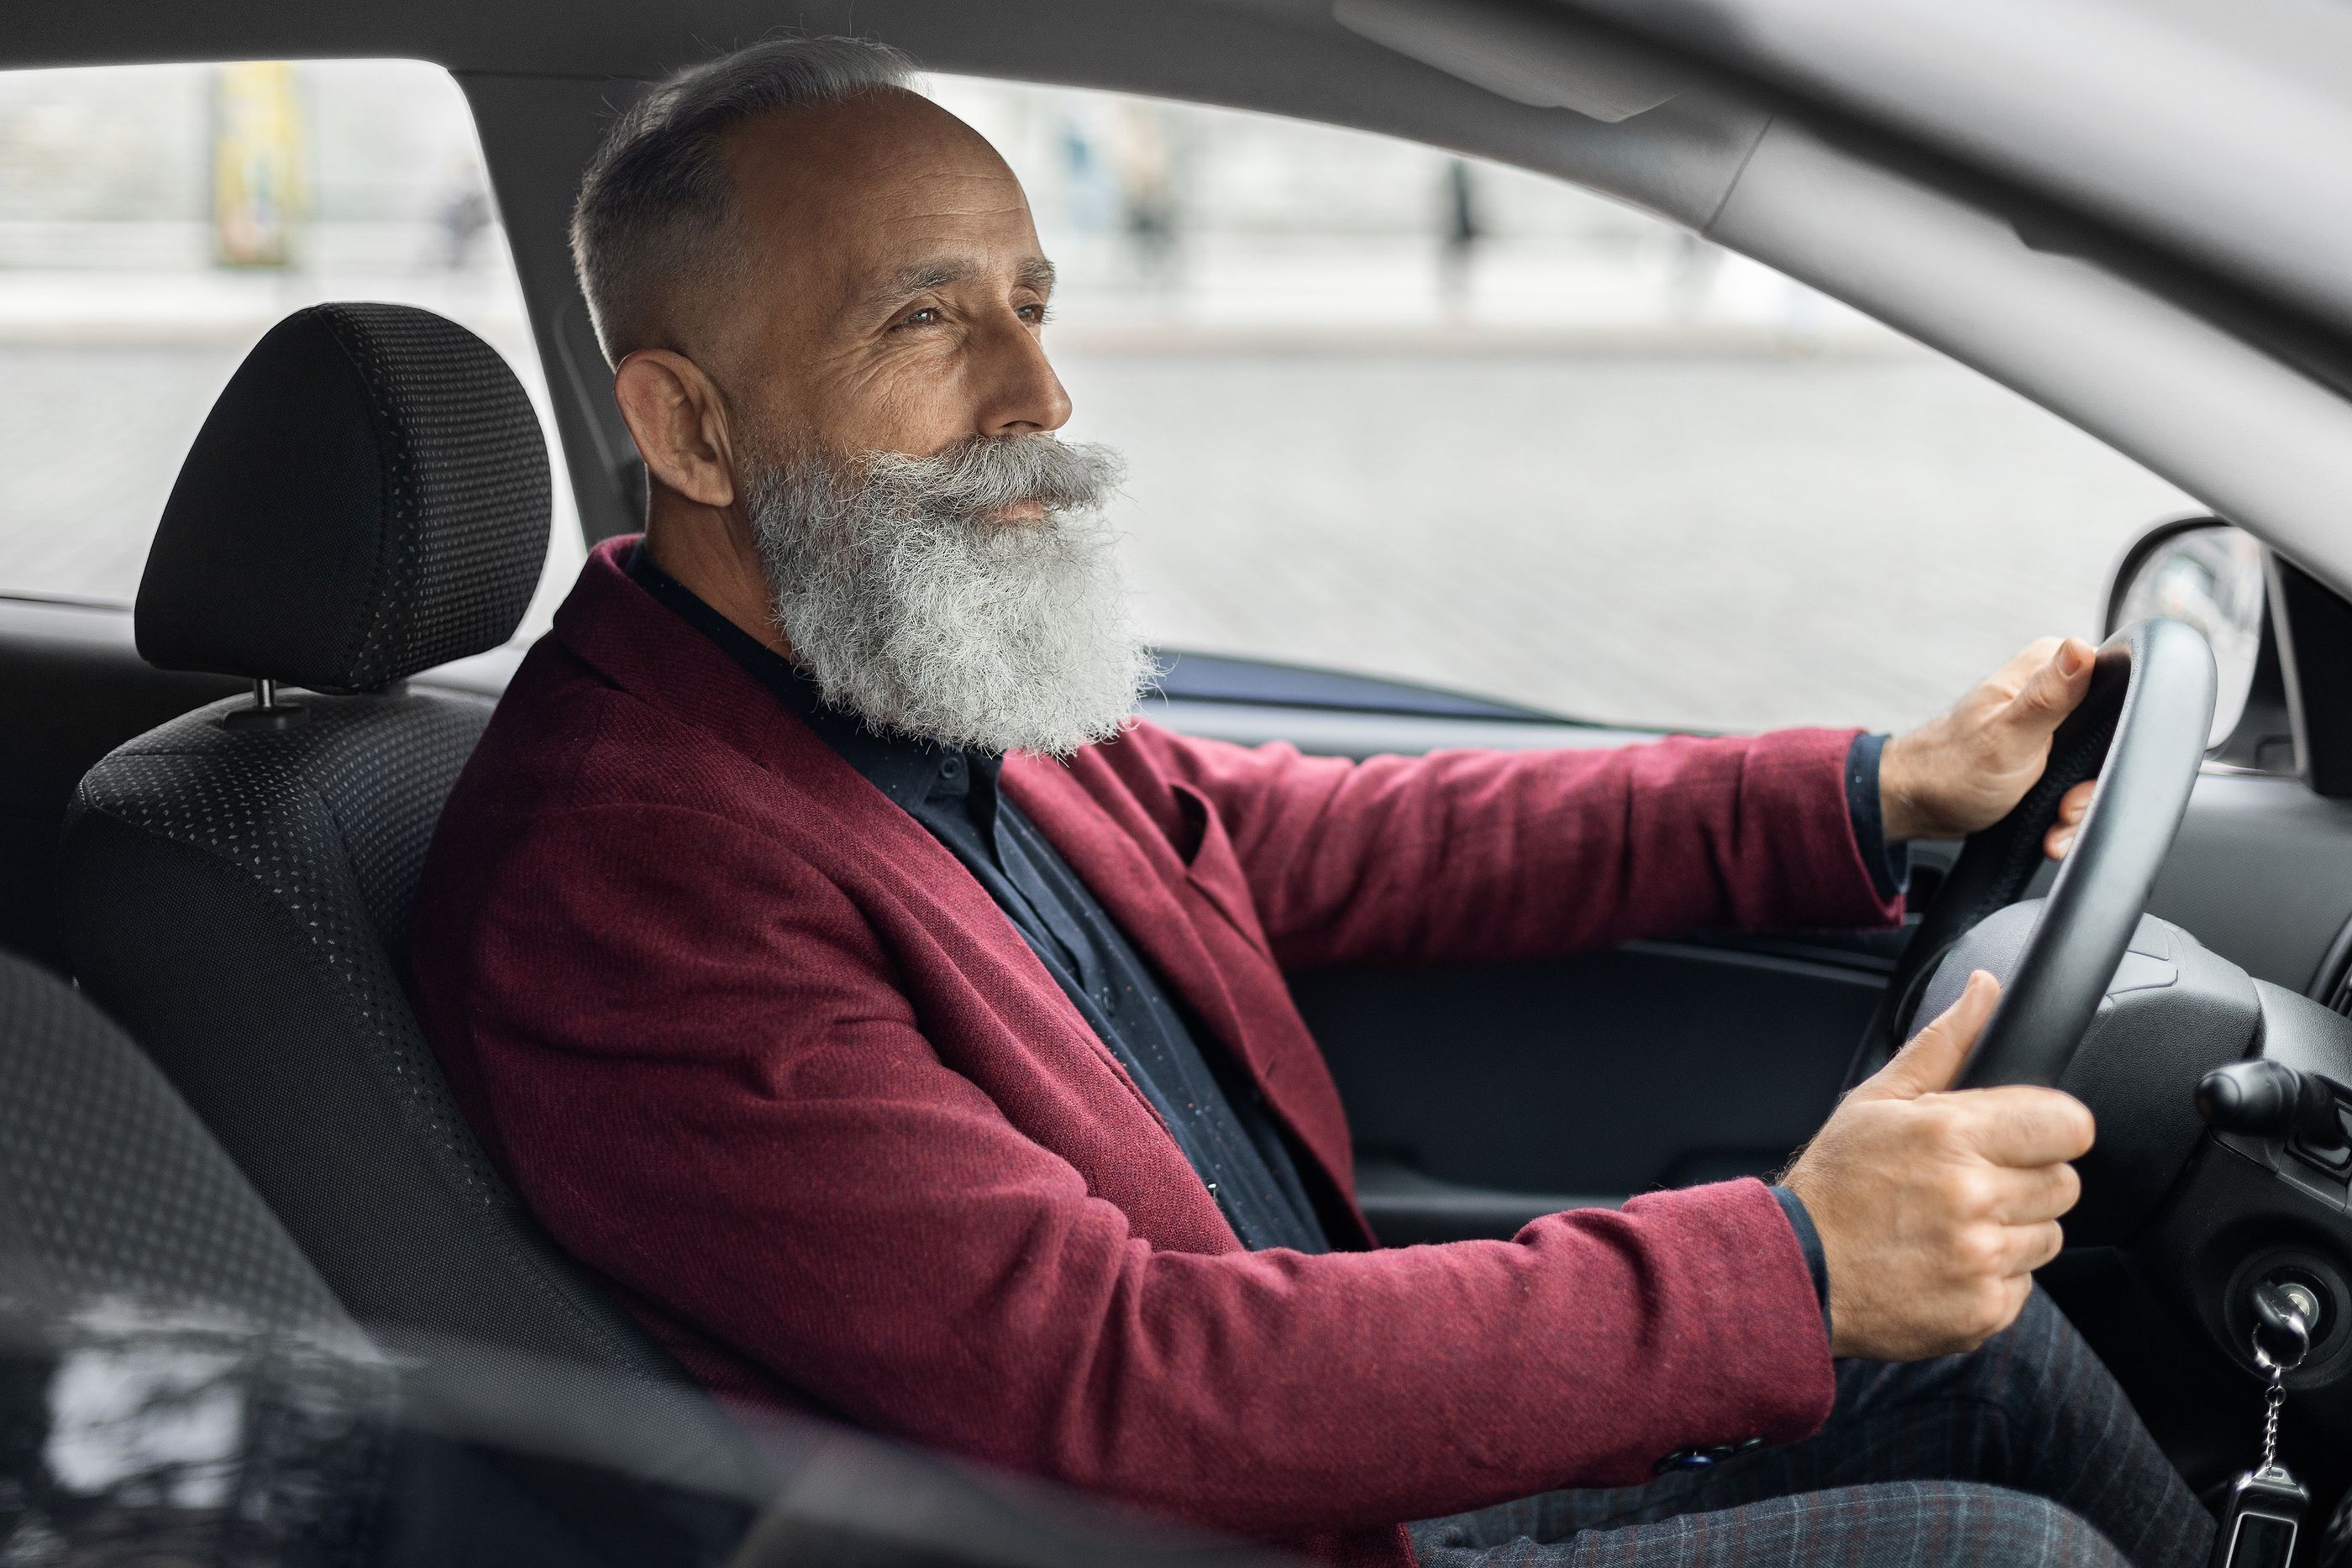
[{"left": 1845, "top": 619, "right": 2216, "bottom": 1091}]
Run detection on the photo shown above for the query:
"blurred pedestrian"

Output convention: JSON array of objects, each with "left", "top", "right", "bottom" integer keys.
[
  {"left": 1439, "top": 156, "right": 1478, "bottom": 314},
  {"left": 437, "top": 181, "right": 494, "bottom": 270},
  {"left": 1114, "top": 101, "right": 1179, "bottom": 293}
]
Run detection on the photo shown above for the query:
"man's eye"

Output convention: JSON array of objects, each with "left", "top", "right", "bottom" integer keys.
[
  {"left": 897, "top": 307, "right": 942, "bottom": 329},
  {"left": 1017, "top": 303, "right": 1051, "bottom": 325}
]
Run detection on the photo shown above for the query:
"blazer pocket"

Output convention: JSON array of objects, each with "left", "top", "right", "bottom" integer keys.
[{"left": 1169, "top": 782, "right": 1277, "bottom": 961}]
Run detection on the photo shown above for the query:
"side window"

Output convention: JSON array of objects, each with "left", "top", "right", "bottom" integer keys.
[
  {"left": 0, "top": 60, "right": 584, "bottom": 637},
  {"left": 931, "top": 79, "right": 2195, "bottom": 735}
]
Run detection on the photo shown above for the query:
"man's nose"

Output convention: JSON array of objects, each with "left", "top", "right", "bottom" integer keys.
[{"left": 971, "top": 315, "right": 1072, "bottom": 437}]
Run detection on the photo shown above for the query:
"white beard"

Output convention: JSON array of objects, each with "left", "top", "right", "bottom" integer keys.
[{"left": 745, "top": 433, "right": 1156, "bottom": 757}]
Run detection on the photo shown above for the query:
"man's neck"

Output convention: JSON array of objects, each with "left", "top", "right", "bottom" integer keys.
[{"left": 641, "top": 496, "right": 794, "bottom": 660}]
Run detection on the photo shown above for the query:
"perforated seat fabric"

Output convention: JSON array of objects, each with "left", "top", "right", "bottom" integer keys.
[
  {"left": 0, "top": 947, "right": 346, "bottom": 1330},
  {"left": 59, "top": 303, "right": 698, "bottom": 1395},
  {"left": 60, "top": 690, "right": 688, "bottom": 1380},
  {"left": 0, "top": 950, "right": 779, "bottom": 1568},
  {"left": 138, "top": 302, "right": 551, "bottom": 693}
]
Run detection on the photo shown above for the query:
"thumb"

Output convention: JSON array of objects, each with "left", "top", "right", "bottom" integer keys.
[
  {"left": 1858, "top": 970, "right": 2001, "bottom": 1102},
  {"left": 2006, "top": 636, "right": 2095, "bottom": 737}
]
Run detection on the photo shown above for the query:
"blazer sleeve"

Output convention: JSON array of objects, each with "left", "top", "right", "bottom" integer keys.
[
  {"left": 1126, "top": 723, "right": 1903, "bottom": 970},
  {"left": 452, "top": 802, "right": 1836, "bottom": 1540}
]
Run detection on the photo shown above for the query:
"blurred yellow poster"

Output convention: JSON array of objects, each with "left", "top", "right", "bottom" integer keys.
[{"left": 213, "top": 61, "right": 302, "bottom": 267}]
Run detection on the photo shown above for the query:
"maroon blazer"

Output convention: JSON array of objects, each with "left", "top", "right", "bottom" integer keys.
[{"left": 408, "top": 538, "right": 1902, "bottom": 1566}]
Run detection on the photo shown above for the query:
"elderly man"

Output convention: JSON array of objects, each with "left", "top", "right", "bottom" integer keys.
[{"left": 407, "top": 36, "right": 2208, "bottom": 1568}]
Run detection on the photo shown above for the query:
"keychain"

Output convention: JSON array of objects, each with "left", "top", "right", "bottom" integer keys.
[{"left": 2213, "top": 1282, "right": 2315, "bottom": 1568}]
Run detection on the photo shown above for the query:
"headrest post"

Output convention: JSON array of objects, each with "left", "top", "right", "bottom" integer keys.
[{"left": 222, "top": 676, "right": 307, "bottom": 732}]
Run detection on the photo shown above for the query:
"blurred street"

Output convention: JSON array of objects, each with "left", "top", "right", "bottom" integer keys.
[{"left": 1065, "top": 339, "right": 2187, "bottom": 736}]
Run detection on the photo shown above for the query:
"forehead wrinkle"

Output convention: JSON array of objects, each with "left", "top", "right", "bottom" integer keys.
[{"left": 869, "top": 196, "right": 1035, "bottom": 226}]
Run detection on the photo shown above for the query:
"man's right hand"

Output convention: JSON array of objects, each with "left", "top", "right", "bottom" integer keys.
[{"left": 1782, "top": 971, "right": 2094, "bottom": 1361}]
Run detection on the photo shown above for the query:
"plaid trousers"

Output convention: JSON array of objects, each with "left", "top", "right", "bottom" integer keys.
[{"left": 1411, "top": 1288, "right": 2212, "bottom": 1568}]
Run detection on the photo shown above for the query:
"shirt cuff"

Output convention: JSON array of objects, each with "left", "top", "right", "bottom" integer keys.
[
  {"left": 1843, "top": 732, "right": 1911, "bottom": 905},
  {"left": 1769, "top": 1184, "right": 1834, "bottom": 1346}
]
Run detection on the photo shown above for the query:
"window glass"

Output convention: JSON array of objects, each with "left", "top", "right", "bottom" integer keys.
[
  {"left": 0, "top": 60, "right": 584, "bottom": 638},
  {"left": 930, "top": 78, "right": 2195, "bottom": 734}
]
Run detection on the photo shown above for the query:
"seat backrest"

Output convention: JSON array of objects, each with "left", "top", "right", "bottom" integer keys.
[
  {"left": 0, "top": 946, "right": 791, "bottom": 1565},
  {"left": 58, "top": 302, "right": 683, "bottom": 1387},
  {"left": 0, "top": 946, "right": 348, "bottom": 1330}
]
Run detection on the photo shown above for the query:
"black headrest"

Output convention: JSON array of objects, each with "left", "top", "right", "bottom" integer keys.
[{"left": 138, "top": 302, "right": 552, "bottom": 691}]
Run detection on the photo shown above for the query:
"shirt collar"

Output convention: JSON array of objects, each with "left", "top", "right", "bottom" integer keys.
[{"left": 622, "top": 542, "right": 1000, "bottom": 817}]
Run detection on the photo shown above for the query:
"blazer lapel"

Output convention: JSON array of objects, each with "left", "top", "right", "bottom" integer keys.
[
  {"left": 1002, "top": 753, "right": 1371, "bottom": 1243},
  {"left": 753, "top": 726, "right": 1187, "bottom": 1137},
  {"left": 999, "top": 758, "right": 1263, "bottom": 1093}
]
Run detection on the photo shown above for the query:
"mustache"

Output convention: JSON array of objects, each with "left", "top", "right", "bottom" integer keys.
[{"left": 853, "top": 434, "right": 1126, "bottom": 523}]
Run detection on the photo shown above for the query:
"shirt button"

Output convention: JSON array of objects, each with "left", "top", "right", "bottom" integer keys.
[
  {"left": 940, "top": 753, "right": 963, "bottom": 778},
  {"left": 1655, "top": 1440, "right": 1762, "bottom": 1476}
]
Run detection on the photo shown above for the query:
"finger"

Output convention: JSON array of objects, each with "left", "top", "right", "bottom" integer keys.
[
  {"left": 1860, "top": 971, "right": 1999, "bottom": 1101},
  {"left": 1951, "top": 1085, "right": 2097, "bottom": 1166},
  {"left": 1982, "top": 1160, "right": 2083, "bottom": 1226},
  {"left": 1956, "top": 1275, "right": 2035, "bottom": 1351},
  {"left": 1988, "top": 637, "right": 2065, "bottom": 695},
  {"left": 2005, "top": 636, "right": 2095, "bottom": 736},
  {"left": 1995, "top": 1219, "right": 2066, "bottom": 1277},
  {"left": 2042, "top": 779, "right": 2097, "bottom": 859}
]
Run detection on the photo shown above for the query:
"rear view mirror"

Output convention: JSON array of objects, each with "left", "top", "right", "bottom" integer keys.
[{"left": 2106, "top": 517, "right": 2267, "bottom": 751}]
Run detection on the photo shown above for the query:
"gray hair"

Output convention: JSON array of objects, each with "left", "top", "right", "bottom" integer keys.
[{"left": 570, "top": 35, "right": 917, "bottom": 363}]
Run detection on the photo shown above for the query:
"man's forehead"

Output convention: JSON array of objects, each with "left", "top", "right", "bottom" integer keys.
[{"left": 725, "top": 91, "right": 1031, "bottom": 240}]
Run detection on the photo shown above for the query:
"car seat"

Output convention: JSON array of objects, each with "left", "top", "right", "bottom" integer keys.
[{"left": 55, "top": 303, "right": 684, "bottom": 1388}]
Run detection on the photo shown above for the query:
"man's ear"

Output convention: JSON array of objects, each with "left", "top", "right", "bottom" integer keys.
[{"left": 612, "top": 349, "right": 738, "bottom": 510}]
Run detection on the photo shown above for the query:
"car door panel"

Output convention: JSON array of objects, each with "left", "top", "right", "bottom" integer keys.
[{"left": 1298, "top": 941, "right": 1883, "bottom": 1244}]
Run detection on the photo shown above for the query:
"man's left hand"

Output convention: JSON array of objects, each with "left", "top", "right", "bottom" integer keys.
[{"left": 1881, "top": 637, "right": 2100, "bottom": 858}]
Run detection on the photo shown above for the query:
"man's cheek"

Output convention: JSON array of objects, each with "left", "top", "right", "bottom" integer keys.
[{"left": 822, "top": 352, "right": 972, "bottom": 456}]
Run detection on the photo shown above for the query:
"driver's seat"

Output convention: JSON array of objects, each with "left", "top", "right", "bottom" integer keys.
[{"left": 57, "top": 303, "right": 686, "bottom": 1390}]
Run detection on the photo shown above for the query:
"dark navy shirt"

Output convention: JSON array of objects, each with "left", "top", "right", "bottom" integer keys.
[{"left": 627, "top": 546, "right": 1334, "bottom": 1255}]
